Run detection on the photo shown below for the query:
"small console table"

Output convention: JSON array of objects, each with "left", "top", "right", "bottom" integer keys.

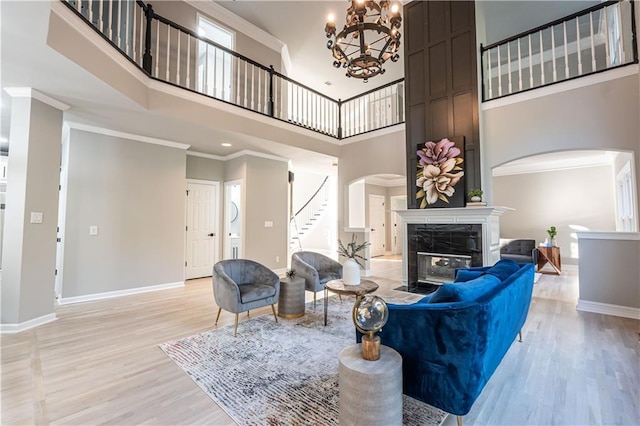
[
  {"left": 537, "top": 246, "right": 561, "bottom": 275},
  {"left": 278, "top": 276, "right": 305, "bottom": 318}
]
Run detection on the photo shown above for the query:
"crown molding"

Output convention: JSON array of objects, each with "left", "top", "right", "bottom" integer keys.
[
  {"left": 184, "top": 0, "right": 291, "bottom": 74},
  {"left": 4, "top": 87, "right": 70, "bottom": 111},
  {"left": 492, "top": 154, "right": 613, "bottom": 177},
  {"left": 226, "top": 149, "right": 289, "bottom": 163},
  {"left": 66, "top": 122, "right": 191, "bottom": 150},
  {"left": 365, "top": 176, "right": 405, "bottom": 187}
]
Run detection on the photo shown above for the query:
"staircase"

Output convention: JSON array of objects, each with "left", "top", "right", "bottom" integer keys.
[{"left": 290, "top": 176, "right": 330, "bottom": 251}]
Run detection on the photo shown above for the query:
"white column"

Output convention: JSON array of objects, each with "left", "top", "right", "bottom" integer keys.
[{"left": 0, "top": 88, "right": 68, "bottom": 333}]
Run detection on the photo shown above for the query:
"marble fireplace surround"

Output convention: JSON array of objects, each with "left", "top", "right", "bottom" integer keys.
[{"left": 395, "top": 207, "right": 512, "bottom": 287}]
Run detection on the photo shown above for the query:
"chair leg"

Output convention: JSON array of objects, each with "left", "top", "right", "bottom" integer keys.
[
  {"left": 234, "top": 313, "right": 239, "bottom": 337},
  {"left": 518, "top": 330, "right": 523, "bottom": 342},
  {"left": 247, "top": 310, "right": 250, "bottom": 317},
  {"left": 313, "top": 292, "right": 317, "bottom": 309},
  {"left": 457, "top": 415, "right": 463, "bottom": 426},
  {"left": 215, "top": 308, "right": 222, "bottom": 325},
  {"left": 271, "top": 304, "right": 278, "bottom": 323}
]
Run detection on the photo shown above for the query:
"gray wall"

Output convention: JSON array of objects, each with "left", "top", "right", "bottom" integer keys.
[
  {"left": 186, "top": 154, "right": 224, "bottom": 181},
  {"left": 1, "top": 98, "right": 62, "bottom": 324},
  {"left": 483, "top": 75, "right": 640, "bottom": 209},
  {"left": 578, "top": 237, "right": 640, "bottom": 309},
  {"left": 244, "top": 156, "right": 288, "bottom": 268},
  {"left": 151, "top": 1, "right": 282, "bottom": 72},
  {"left": 61, "top": 129, "right": 186, "bottom": 298},
  {"left": 337, "top": 130, "right": 406, "bottom": 256},
  {"left": 493, "top": 165, "right": 617, "bottom": 265}
]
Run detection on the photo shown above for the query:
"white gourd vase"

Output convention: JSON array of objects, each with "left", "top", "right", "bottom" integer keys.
[{"left": 343, "top": 258, "right": 361, "bottom": 285}]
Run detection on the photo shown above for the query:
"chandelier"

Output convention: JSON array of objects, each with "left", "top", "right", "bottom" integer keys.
[{"left": 324, "top": 0, "right": 402, "bottom": 83}]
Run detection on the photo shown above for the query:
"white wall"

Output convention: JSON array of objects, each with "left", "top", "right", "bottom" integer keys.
[
  {"left": 348, "top": 180, "right": 365, "bottom": 228},
  {"left": 493, "top": 165, "right": 617, "bottom": 265},
  {"left": 60, "top": 129, "right": 186, "bottom": 299}
]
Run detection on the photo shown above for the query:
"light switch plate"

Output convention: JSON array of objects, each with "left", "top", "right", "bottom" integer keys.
[
  {"left": 30, "top": 212, "right": 43, "bottom": 224},
  {"left": 264, "top": 221, "right": 273, "bottom": 228},
  {"left": 89, "top": 225, "right": 99, "bottom": 236}
]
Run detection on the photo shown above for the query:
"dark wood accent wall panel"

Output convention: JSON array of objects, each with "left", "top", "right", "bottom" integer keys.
[{"left": 404, "top": 1, "right": 480, "bottom": 209}]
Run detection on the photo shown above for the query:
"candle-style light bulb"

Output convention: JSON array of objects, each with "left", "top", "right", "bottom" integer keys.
[
  {"left": 327, "top": 13, "right": 335, "bottom": 22},
  {"left": 391, "top": 4, "right": 399, "bottom": 14}
]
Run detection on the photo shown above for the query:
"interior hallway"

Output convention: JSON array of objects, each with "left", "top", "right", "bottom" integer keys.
[{"left": 1, "top": 259, "right": 638, "bottom": 425}]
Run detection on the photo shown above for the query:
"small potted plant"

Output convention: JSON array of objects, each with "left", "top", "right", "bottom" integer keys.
[
  {"left": 338, "top": 234, "right": 370, "bottom": 285},
  {"left": 546, "top": 226, "right": 558, "bottom": 247},
  {"left": 468, "top": 188, "right": 483, "bottom": 202}
]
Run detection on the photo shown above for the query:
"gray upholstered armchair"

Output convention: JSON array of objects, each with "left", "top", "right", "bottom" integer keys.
[
  {"left": 212, "top": 259, "right": 280, "bottom": 337},
  {"left": 290, "top": 251, "right": 343, "bottom": 308}
]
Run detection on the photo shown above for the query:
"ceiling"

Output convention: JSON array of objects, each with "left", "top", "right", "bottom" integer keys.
[{"left": 214, "top": 1, "right": 405, "bottom": 101}]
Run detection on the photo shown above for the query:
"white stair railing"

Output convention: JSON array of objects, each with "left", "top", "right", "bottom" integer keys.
[{"left": 290, "top": 176, "right": 330, "bottom": 250}]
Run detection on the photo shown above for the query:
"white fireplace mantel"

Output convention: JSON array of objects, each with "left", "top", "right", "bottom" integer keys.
[{"left": 395, "top": 207, "right": 513, "bottom": 286}]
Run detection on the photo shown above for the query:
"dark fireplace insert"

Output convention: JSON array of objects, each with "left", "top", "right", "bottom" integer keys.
[{"left": 399, "top": 223, "right": 483, "bottom": 294}]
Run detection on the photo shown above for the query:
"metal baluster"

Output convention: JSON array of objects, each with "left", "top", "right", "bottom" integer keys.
[
  {"left": 155, "top": 21, "right": 160, "bottom": 77},
  {"left": 108, "top": 0, "right": 113, "bottom": 40},
  {"left": 497, "top": 45, "right": 502, "bottom": 97},
  {"left": 88, "top": 0, "right": 94, "bottom": 24},
  {"left": 507, "top": 41, "right": 512, "bottom": 93},
  {"left": 76, "top": 0, "right": 81, "bottom": 13},
  {"left": 539, "top": 31, "right": 545, "bottom": 85},
  {"left": 266, "top": 70, "right": 270, "bottom": 115},
  {"left": 551, "top": 26, "right": 557, "bottom": 81},
  {"left": 212, "top": 47, "right": 217, "bottom": 97},
  {"left": 125, "top": 0, "right": 130, "bottom": 55},
  {"left": 117, "top": 0, "right": 122, "bottom": 48},
  {"left": 221, "top": 51, "right": 226, "bottom": 101},
  {"left": 528, "top": 35, "right": 534, "bottom": 88},
  {"left": 98, "top": 0, "right": 104, "bottom": 33},
  {"left": 244, "top": 62, "right": 248, "bottom": 107},
  {"left": 138, "top": 5, "right": 144, "bottom": 65},
  {"left": 487, "top": 49, "right": 492, "bottom": 99},
  {"left": 132, "top": 3, "right": 137, "bottom": 59},
  {"left": 577, "top": 17, "right": 583, "bottom": 75},
  {"left": 590, "top": 11, "right": 596, "bottom": 72},
  {"left": 203, "top": 44, "right": 208, "bottom": 95},
  {"left": 186, "top": 34, "right": 191, "bottom": 89},
  {"left": 517, "top": 39, "right": 522, "bottom": 91},
  {"left": 176, "top": 31, "right": 181, "bottom": 85},
  {"left": 236, "top": 57, "right": 241, "bottom": 105},
  {"left": 165, "top": 25, "right": 170, "bottom": 81},
  {"left": 563, "top": 21, "right": 569, "bottom": 78},
  {"left": 603, "top": 6, "right": 611, "bottom": 67}
]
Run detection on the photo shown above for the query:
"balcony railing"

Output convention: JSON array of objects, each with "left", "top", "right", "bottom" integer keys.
[
  {"left": 61, "top": 0, "right": 404, "bottom": 139},
  {"left": 481, "top": 0, "right": 638, "bottom": 101}
]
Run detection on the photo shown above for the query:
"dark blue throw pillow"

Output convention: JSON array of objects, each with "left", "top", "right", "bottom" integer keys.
[
  {"left": 484, "top": 259, "right": 520, "bottom": 281},
  {"left": 454, "top": 269, "right": 485, "bottom": 282},
  {"left": 428, "top": 274, "right": 501, "bottom": 303}
]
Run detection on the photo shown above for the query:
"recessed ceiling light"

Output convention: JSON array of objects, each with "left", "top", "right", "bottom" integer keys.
[
  {"left": 221, "top": 143, "right": 232, "bottom": 147},
  {"left": 324, "top": 81, "right": 332, "bottom": 86}
]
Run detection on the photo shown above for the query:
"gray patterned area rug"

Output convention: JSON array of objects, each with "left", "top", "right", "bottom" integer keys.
[{"left": 160, "top": 296, "right": 447, "bottom": 426}]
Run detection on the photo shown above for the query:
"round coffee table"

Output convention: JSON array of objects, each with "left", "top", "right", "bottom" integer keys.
[{"left": 324, "top": 279, "right": 379, "bottom": 326}]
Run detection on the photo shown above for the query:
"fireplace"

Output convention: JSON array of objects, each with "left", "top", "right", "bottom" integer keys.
[{"left": 395, "top": 207, "right": 510, "bottom": 293}]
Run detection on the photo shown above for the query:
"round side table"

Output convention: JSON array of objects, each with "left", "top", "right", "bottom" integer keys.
[
  {"left": 338, "top": 344, "right": 403, "bottom": 426},
  {"left": 278, "top": 276, "right": 305, "bottom": 318}
]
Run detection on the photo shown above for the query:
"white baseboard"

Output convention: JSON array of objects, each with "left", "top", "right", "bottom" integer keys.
[
  {"left": 57, "top": 281, "right": 184, "bottom": 305},
  {"left": 0, "top": 313, "right": 57, "bottom": 334},
  {"left": 576, "top": 299, "right": 640, "bottom": 320}
]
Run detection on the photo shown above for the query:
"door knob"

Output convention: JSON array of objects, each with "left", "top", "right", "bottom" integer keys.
[{"left": 208, "top": 233, "right": 215, "bottom": 237}]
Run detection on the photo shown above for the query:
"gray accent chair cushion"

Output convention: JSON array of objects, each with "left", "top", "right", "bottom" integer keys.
[
  {"left": 499, "top": 239, "right": 538, "bottom": 264},
  {"left": 212, "top": 259, "right": 280, "bottom": 314},
  {"left": 291, "top": 251, "right": 343, "bottom": 293}
]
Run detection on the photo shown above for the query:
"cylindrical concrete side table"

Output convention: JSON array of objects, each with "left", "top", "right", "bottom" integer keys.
[
  {"left": 338, "top": 344, "right": 403, "bottom": 426},
  {"left": 278, "top": 276, "right": 305, "bottom": 318}
]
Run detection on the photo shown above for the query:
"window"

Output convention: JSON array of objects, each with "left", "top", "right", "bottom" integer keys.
[{"left": 197, "top": 16, "right": 234, "bottom": 102}]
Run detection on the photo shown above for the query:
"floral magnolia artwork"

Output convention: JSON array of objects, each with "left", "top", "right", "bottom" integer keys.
[{"left": 416, "top": 138, "right": 464, "bottom": 208}]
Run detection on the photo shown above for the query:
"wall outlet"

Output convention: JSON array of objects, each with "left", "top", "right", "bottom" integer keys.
[
  {"left": 264, "top": 221, "right": 273, "bottom": 228},
  {"left": 89, "top": 225, "right": 99, "bottom": 236},
  {"left": 30, "top": 212, "right": 43, "bottom": 224}
]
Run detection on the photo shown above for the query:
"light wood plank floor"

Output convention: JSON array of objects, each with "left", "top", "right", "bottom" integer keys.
[{"left": 2, "top": 260, "right": 639, "bottom": 425}]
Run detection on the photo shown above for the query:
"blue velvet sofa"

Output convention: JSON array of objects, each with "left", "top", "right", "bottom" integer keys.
[{"left": 363, "top": 260, "right": 535, "bottom": 421}]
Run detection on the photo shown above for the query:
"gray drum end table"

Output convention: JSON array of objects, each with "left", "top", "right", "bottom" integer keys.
[{"left": 278, "top": 276, "right": 305, "bottom": 318}]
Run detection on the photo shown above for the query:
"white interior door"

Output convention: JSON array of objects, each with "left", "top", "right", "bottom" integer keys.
[
  {"left": 186, "top": 181, "right": 219, "bottom": 279},
  {"left": 368, "top": 194, "right": 385, "bottom": 257},
  {"left": 390, "top": 195, "right": 407, "bottom": 255}
]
